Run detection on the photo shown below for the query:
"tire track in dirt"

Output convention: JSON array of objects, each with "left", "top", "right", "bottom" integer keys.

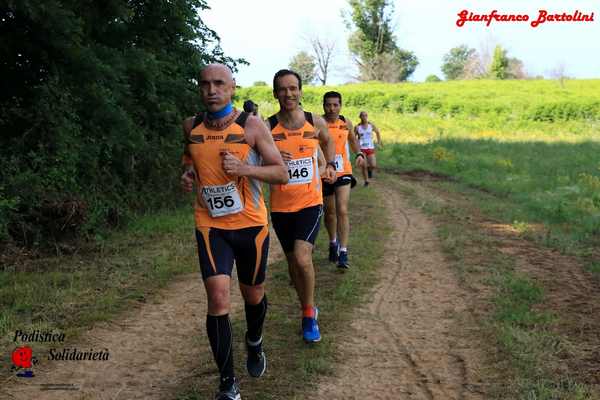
[
  {"left": 316, "top": 180, "right": 485, "bottom": 400},
  {"left": 2, "top": 232, "right": 283, "bottom": 400}
]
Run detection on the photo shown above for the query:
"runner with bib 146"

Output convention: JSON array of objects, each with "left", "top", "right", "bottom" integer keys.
[{"left": 266, "top": 69, "right": 336, "bottom": 344}]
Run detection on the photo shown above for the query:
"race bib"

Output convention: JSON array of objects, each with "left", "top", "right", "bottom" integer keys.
[
  {"left": 287, "top": 157, "right": 314, "bottom": 185},
  {"left": 334, "top": 154, "right": 344, "bottom": 172},
  {"left": 201, "top": 182, "right": 243, "bottom": 217}
]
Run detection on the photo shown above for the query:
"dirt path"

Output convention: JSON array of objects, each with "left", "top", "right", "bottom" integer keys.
[
  {"left": 4, "top": 179, "right": 490, "bottom": 400},
  {"left": 316, "top": 181, "right": 486, "bottom": 399},
  {"left": 2, "top": 235, "right": 283, "bottom": 400}
]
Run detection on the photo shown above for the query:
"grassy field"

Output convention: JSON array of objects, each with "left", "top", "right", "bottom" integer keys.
[
  {"left": 236, "top": 79, "right": 600, "bottom": 398},
  {"left": 237, "top": 79, "right": 600, "bottom": 258},
  {"left": 388, "top": 174, "right": 598, "bottom": 399},
  {"left": 0, "top": 207, "right": 198, "bottom": 364}
]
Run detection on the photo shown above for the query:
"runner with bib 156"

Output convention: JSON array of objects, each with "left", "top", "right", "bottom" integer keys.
[{"left": 181, "top": 64, "right": 288, "bottom": 400}]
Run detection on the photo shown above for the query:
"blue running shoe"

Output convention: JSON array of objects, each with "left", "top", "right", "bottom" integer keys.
[
  {"left": 328, "top": 241, "right": 339, "bottom": 263},
  {"left": 337, "top": 250, "right": 349, "bottom": 269},
  {"left": 302, "top": 307, "right": 321, "bottom": 343}
]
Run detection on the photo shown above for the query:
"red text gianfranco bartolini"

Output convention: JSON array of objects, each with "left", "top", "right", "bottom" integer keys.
[{"left": 456, "top": 10, "right": 594, "bottom": 28}]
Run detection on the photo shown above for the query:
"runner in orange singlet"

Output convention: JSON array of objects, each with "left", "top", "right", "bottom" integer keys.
[
  {"left": 181, "top": 64, "right": 287, "bottom": 400},
  {"left": 266, "top": 69, "right": 336, "bottom": 343},
  {"left": 321, "top": 91, "right": 364, "bottom": 269}
]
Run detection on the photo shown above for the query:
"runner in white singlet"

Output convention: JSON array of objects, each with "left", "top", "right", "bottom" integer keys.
[{"left": 354, "top": 111, "right": 382, "bottom": 186}]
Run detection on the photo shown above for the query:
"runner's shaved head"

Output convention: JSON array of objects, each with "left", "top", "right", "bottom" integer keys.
[{"left": 200, "top": 63, "right": 234, "bottom": 84}]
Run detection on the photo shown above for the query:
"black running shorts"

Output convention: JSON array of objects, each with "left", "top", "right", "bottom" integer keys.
[
  {"left": 322, "top": 174, "right": 357, "bottom": 197},
  {"left": 195, "top": 225, "right": 269, "bottom": 286},
  {"left": 270, "top": 205, "right": 322, "bottom": 253}
]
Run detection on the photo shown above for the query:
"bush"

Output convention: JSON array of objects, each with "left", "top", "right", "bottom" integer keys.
[
  {"left": 1, "top": 1, "right": 244, "bottom": 248},
  {"left": 425, "top": 74, "right": 442, "bottom": 82}
]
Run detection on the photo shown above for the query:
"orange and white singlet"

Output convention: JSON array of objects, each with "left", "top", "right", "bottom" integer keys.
[
  {"left": 267, "top": 112, "right": 323, "bottom": 213},
  {"left": 184, "top": 112, "right": 268, "bottom": 229},
  {"left": 326, "top": 115, "right": 352, "bottom": 176}
]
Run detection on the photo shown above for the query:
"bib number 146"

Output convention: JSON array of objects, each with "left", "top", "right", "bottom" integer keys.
[{"left": 287, "top": 157, "right": 314, "bottom": 185}]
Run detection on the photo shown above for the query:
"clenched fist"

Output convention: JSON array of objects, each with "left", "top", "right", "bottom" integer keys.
[{"left": 222, "top": 152, "right": 247, "bottom": 177}]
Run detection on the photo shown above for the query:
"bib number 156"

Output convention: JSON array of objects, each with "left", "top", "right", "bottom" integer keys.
[{"left": 201, "top": 182, "right": 243, "bottom": 217}]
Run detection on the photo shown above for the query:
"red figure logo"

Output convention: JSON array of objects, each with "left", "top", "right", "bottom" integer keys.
[{"left": 12, "top": 346, "right": 33, "bottom": 368}]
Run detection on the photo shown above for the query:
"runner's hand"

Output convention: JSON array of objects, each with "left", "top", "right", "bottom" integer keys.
[
  {"left": 279, "top": 150, "right": 293, "bottom": 162},
  {"left": 355, "top": 156, "right": 365, "bottom": 168},
  {"left": 181, "top": 169, "right": 195, "bottom": 192},
  {"left": 222, "top": 152, "right": 247, "bottom": 176},
  {"left": 319, "top": 164, "right": 326, "bottom": 178},
  {"left": 323, "top": 164, "right": 336, "bottom": 183}
]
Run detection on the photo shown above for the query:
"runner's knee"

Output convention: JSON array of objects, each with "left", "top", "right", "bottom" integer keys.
[
  {"left": 336, "top": 204, "right": 348, "bottom": 218},
  {"left": 206, "top": 285, "right": 230, "bottom": 314},
  {"left": 324, "top": 210, "right": 336, "bottom": 224},
  {"left": 240, "top": 283, "right": 265, "bottom": 305},
  {"left": 294, "top": 251, "right": 313, "bottom": 272}
]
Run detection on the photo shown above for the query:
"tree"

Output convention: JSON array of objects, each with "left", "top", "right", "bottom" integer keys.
[
  {"left": 394, "top": 48, "right": 419, "bottom": 81},
  {"left": 507, "top": 57, "right": 526, "bottom": 79},
  {"left": 425, "top": 74, "right": 441, "bottom": 82},
  {"left": 0, "top": 0, "right": 245, "bottom": 245},
  {"left": 489, "top": 45, "right": 509, "bottom": 79},
  {"left": 441, "top": 45, "right": 476, "bottom": 80},
  {"left": 308, "top": 35, "right": 336, "bottom": 85},
  {"left": 461, "top": 51, "right": 487, "bottom": 79},
  {"left": 550, "top": 62, "right": 568, "bottom": 88},
  {"left": 289, "top": 51, "right": 317, "bottom": 85},
  {"left": 346, "top": 0, "right": 418, "bottom": 82}
]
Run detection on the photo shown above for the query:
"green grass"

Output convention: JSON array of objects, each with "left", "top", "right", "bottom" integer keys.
[
  {"left": 1, "top": 206, "right": 197, "bottom": 363},
  {"left": 175, "top": 182, "right": 389, "bottom": 399},
  {"left": 384, "top": 139, "right": 600, "bottom": 254},
  {"left": 237, "top": 79, "right": 600, "bottom": 259},
  {"left": 238, "top": 79, "right": 600, "bottom": 141},
  {"left": 586, "top": 261, "right": 600, "bottom": 279}
]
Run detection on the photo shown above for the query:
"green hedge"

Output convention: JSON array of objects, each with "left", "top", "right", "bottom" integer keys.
[{"left": 0, "top": 0, "right": 243, "bottom": 246}]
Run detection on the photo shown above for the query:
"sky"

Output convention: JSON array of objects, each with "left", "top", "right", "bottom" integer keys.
[{"left": 201, "top": 0, "right": 600, "bottom": 86}]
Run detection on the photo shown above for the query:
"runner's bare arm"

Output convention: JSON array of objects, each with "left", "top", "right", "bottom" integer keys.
[
  {"left": 317, "top": 147, "right": 326, "bottom": 177},
  {"left": 314, "top": 114, "right": 336, "bottom": 183},
  {"left": 346, "top": 119, "right": 365, "bottom": 167},
  {"left": 181, "top": 117, "right": 195, "bottom": 192},
  {"left": 314, "top": 114, "right": 335, "bottom": 163},
  {"left": 372, "top": 123, "right": 383, "bottom": 147},
  {"left": 222, "top": 115, "right": 288, "bottom": 184},
  {"left": 346, "top": 119, "right": 361, "bottom": 154}
]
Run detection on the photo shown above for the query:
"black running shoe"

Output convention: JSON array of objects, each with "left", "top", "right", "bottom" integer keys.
[
  {"left": 368, "top": 169, "right": 373, "bottom": 179},
  {"left": 337, "top": 250, "right": 350, "bottom": 269},
  {"left": 328, "top": 241, "right": 339, "bottom": 263},
  {"left": 215, "top": 377, "right": 241, "bottom": 400},
  {"left": 364, "top": 181, "right": 369, "bottom": 187},
  {"left": 246, "top": 334, "right": 266, "bottom": 378}
]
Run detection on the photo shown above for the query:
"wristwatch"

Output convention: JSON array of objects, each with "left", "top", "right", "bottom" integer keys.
[{"left": 326, "top": 161, "right": 337, "bottom": 169}]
